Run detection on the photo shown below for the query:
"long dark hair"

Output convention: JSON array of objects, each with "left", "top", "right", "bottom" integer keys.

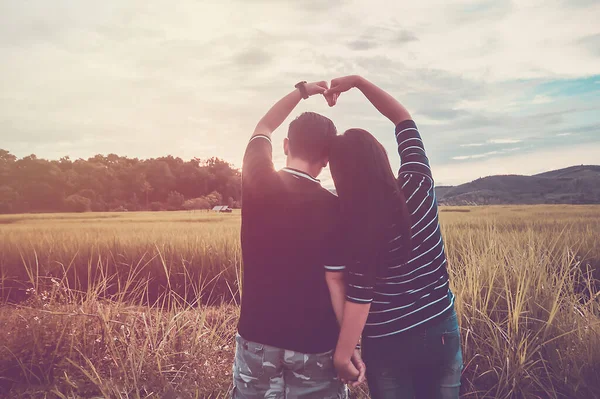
[{"left": 329, "top": 129, "right": 412, "bottom": 272}]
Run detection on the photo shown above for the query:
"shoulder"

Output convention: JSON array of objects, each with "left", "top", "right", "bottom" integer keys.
[{"left": 318, "top": 187, "right": 339, "bottom": 206}]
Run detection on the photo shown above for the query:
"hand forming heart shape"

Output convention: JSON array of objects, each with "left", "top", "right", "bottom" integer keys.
[{"left": 323, "top": 75, "right": 360, "bottom": 107}]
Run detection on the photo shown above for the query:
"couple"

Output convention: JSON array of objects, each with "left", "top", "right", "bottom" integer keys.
[{"left": 232, "top": 76, "right": 463, "bottom": 399}]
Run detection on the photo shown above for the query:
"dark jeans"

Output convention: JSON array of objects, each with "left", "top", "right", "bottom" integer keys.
[{"left": 363, "top": 308, "right": 463, "bottom": 399}]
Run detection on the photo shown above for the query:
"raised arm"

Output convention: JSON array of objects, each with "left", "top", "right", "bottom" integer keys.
[
  {"left": 324, "top": 76, "right": 418, "bottom": 383},
  {"left": 243, "top": 81, "right": 328, "bottom": 193},
  {"left": 325, "top": 75, "right": 432, "bottom": 180},
  {"left": 252, "top": 81, "right": 328, "bottom": 139},
  {"left": 324, "top": 75, "right": 411, "bottom": 126}
]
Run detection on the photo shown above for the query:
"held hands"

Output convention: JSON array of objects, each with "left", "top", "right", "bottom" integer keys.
[
  {"left": 304, "top": 81, "right": 329, "bottom": 97},
  {"left": 334, "top": 349, "right": 367, "bottom": 387},
  {"left": 301, "top": 76, "right": 361, "bottom": 107},
  {"left": 349, "top": 348, "right": 367, "bottom": 387},
  {"left": 324, "top": 75, "right": 360, "bottom": 107}
]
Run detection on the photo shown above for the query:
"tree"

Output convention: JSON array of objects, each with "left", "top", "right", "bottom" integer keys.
[
  {"left": 0, "top": 185, "right": 19, "bottom": 213},
  {"left": 150, "top": 201, "right": 165, "bottom": 211},
  {"left": 77, "top": 189, "right": 97, "bottom": 201},
  {"left": 0, "top": 150, "right": 242, "bottom": 214},
  {"left": 140, "top": 181, "right": 153, "bottom": 210},
  {"left": 146, "top": 161, "right": 175, "bottom": 202},
  {"left": 0, "top": 149, "right": 17, "bottom": 184},
  {"left": 204, "top": 191, "right": 223, "bottom": 207},
  {"left": 167, "top": 191, "right": 185, "bottom": 210},
  {"left": 64, "top": 194, "right": 91, "bottom": 212},
  {"left": 183, "top": 197, "right": 211, "bottom": 210},
  {"left": 0, "top": 149, "right": 18, "bottom": 164}
]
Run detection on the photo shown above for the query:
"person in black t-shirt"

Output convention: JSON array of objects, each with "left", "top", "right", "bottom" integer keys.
[{"left": 232, "top": 81, "right": 364, "bottom": 398}]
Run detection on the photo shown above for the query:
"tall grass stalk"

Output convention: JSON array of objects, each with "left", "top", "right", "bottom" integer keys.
[{"left": 0, "top": 206, "right": 598, "bottom": 398}]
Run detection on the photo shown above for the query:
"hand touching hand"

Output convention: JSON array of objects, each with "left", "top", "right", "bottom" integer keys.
[
  {"left": 324, "top": 75, "right": 361, "bottom": 107},
  {"left": 304, "top": 81, "right": 329, "bottom": 97},
  {"left": 334, "top": 355, "right": 360, "bottom": 384},
  {"left": 348, "top": 349, "right": 366, "bottom": 387}
]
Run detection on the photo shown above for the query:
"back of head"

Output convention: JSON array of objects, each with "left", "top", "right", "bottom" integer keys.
[
  {"left": 287, "top": 112, "right": 337, "bottom": 164},
  {"left": 329, "top": 129, "right": 412, "bottom": 268}
]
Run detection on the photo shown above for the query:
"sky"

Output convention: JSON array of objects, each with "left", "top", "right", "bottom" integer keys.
[{"left": 1, "top": 0, "right": 599, "bottom": 187}]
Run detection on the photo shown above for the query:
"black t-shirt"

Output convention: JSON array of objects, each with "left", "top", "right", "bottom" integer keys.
[{"left": 237, "top": 134, "right": 341, "bottom": 354}]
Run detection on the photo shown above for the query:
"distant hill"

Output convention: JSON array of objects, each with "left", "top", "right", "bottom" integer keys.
[{"left": 435, "top": 165, "right": 600, "bottom": 205}]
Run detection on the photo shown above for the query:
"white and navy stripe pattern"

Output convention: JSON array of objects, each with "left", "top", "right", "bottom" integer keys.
[{"left": 338, "top": 120, "right": 454, "bottom": 339}]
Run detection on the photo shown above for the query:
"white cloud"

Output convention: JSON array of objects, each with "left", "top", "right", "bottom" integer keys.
[
  {"left": 557, "top": 132, "right": 573, "bottom": 136},
  {"left": 434, "top": 142, "right": 600, "bottom": 186},
  {"left": 532, "top": 95, "right": 553, "bottom": 104},
  {"left": 453, "top": 151, "right": 500, "bottom": 160},
  {"left": 0, "top": 0, "right": 598, "bottom": 183},
  {"left": 488, "top": 139, "right": 522, "bottom": 144}
]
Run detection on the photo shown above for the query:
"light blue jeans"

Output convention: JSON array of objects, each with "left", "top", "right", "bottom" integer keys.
[{"left": 363, "top": 308, "right": 463, "bottom": 399}]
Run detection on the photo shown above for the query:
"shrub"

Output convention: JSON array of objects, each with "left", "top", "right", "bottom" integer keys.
[
  {"left": 167, "top": 191, "right": 185, "bottom": 210},
  {"left": 64, "top": 194, "right": 91, "bottom": 213},
  {"left": 150, "top": 202, "right": 165, "bottom": 212},
  {"left": 183, "top": 197, "right": 211, "bottom": 210},
  {"left": 204, "top": 191, "right": 223, "bottom": 207}
]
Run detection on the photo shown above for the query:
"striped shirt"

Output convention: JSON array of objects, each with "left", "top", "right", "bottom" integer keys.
[{"left": 325, "top": 120, "right": 454, "bottom": 339}]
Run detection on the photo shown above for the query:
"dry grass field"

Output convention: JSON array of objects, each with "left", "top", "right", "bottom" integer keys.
[{"left": 0, "top": 206, "right": 599, "bottom": 398}]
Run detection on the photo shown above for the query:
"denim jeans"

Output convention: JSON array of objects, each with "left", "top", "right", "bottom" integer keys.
[{"left": 363, "top": 308, "right": 463, "bottom": 399}]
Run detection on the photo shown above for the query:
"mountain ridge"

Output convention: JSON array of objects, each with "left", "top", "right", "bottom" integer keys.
[{"left": 435, "top": 165, "right": 600, "bottom": 205}]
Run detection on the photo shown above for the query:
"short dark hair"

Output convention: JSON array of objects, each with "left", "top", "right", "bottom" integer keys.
[{"left": 287, "top": 112, "right": 337, "bottom": 163}]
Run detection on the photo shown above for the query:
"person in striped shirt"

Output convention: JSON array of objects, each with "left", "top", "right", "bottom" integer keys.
[{"left": 323, "top": 75, "right": 463, "bottom": 399}]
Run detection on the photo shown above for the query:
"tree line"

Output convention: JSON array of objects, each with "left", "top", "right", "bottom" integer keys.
[{"left": 0, "top": 149, "right": 241, "bottom": 213}]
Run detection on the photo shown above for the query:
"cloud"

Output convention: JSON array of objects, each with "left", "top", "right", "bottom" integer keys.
[
  {"left": 557, "top": 132, "right": 573, "bottom": 136},
  {"left": 347, "top": 40, "right": 377, "bottom": 51},
  {"left": 451, "top": 146, "right": 524, "bottom": 161},
  {"left": 393, "top": 31, "right": 418, "bottom": 44},
  {"left": 532, "top": 95, "right": 553, "bottom": 104},
  {"left": 453, "top": 151, "right": 500, "bottom": 160},
  {"left": 435, "top": 142, "right": 600, "bottom": 185},
  {"left": 0, "top": 0, "right": 598, "bottom": 186},
  {"left": 232, "top": 48, "right": 273, "bottom": 67},
  {"left": 346, "top": 28, "right": 417, "bottom": 51},
  {"left": 488, "top": 139, "right": 522, "bottom": 144},
  {"left": 579, "top": 33, "right": 600, "bottom": 56}
]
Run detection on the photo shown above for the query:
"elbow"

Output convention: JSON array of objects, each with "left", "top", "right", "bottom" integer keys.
[
  {"left": 325, "top": 272, "right": 345, "bottom": 284},
  {"left": 325, "top": 272, "right": 345, "bottom": 293},
  {"left": 254, "top": 120, "right": 274, "bottom": 136},
  {"left": 391, "top": 110, "right": 412, "bottom": 127}
]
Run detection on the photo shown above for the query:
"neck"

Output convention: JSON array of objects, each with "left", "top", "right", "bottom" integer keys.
[{"left": 286, "top": 158, "right": 320, "bottom": 179}]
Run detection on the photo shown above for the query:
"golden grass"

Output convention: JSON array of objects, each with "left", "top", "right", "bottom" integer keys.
[{"left": 0, "top": 205, "right": 599, "bottom": 398}]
